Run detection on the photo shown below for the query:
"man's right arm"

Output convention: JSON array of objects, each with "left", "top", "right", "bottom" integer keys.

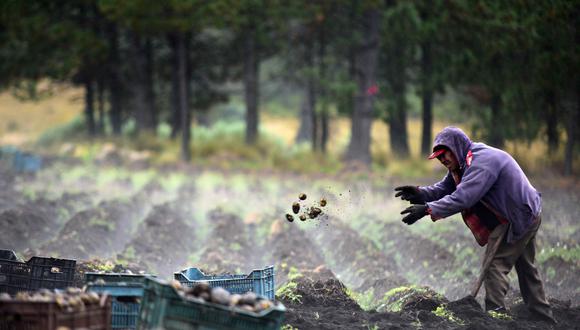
[{"left": 419, "top": 173, "right": 455, "bottom": 202}]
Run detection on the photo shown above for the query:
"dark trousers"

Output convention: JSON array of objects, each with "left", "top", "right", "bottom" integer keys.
[{"left": 483, "top": 217, "right": 553, "bottom": 320}]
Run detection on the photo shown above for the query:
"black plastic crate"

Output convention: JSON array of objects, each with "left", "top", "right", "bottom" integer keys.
[{"left": 0, "top": 250, "right": 76, "bottom": 294}]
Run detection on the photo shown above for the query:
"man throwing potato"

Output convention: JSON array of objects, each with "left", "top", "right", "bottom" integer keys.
[{"left": 394, "top": 126, "right": 554, "bottom": 323}]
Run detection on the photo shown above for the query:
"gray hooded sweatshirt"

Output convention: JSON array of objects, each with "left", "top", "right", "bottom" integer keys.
[{"left": 420, "top": 126, "right": 541, "bottom": 243}]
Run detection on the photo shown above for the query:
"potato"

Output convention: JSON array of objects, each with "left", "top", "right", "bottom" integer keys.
[
  {"left": 191, "top": 282, "right": 211, "bottom": 297},
  {"left": 292, "top": 202, "right": 300, "bottom": 214},
  {"left": 210, "top": 287, "right": 231, "bottom": 305},
  {"left": 239, "top": 292, "right": 258, "bottom": 305}
]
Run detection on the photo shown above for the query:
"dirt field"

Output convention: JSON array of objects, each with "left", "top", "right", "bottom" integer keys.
[{"left": 1, "top": 161, "right": 579, "bottom": 329}]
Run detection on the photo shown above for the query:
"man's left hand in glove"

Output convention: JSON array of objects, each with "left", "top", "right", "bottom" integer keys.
[{"left": 400, "top": 204, "right": 429, "bottom": 225}]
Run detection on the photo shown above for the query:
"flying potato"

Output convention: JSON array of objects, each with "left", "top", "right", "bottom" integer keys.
[{"left": 292, "top": 202, "right": 300, "bottom": 214}]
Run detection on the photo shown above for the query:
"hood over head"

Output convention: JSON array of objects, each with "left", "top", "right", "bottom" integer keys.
[{"left": 430, "top": 126, "right": 472, "bottom": 169}]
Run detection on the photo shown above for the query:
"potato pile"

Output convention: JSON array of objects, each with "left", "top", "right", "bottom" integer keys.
[
  {"left": 0, "top": 287, "right": 106, "bottom": 312},
  {"left": 285, "top": 193, "right": 327, "bottom": 223},
  {"left": 170, "top": 280, "right": 276, "bottom": 313}
]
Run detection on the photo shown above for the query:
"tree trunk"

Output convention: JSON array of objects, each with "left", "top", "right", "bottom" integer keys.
[
  {"left": 244, "top": 26, "right": 260, "bottom": 145},
  {"left": 96, "top": 77, "right": 105, "bottom": 135},
  {"left": 130, "top": 34, "right": 156, "bottom": 133},
  {"left": 545, "top": 89, "right": 559, "bottom": 153},
  {"left": 84, "top": 78, "right": 96, "bottom": 136},
  {"left": 317, "top": 21, "right": 329, "bottom": 153},
  {"left": 420, "top": 41, "right": 433, "bottom": 155},
  {"left": 321, "top": 110, "right": 329, "bottom": 153},
  {"left": 564, "top": 88, "right": 578, "bottom": 176},
  {"left": 145, "top": 37, "right": 156, "bottom": 130},
  {"left": 177, "top": 32, "right": 191, "bottom": 162},
  {"left": 388, "top": 43, "right": 410, "bottom": 157},
  {"left": 389, "top": 87, "right": 410, "bottom": 157},
  {"left": 295, "top": 41, "right": 316, "bottom": 144},
  {"left": 488, "top": 92, "right": 505, "bottom": 148},
  {"left": 106, "top": 23, "right": 122, "bottom": 135},
  {"left": 296, "top": 83, "right": 316, "bottom": 144},
  {"left": 345, "top": 8, "right": 379, "bottom": 165},
  {"left": 196, "top": 110, "right": 211, "bottom": 127},
  {"left": 168, "top": 34, "right": 180, "bottom": 139}
]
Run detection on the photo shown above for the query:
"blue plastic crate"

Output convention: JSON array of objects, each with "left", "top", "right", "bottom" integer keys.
[
  {"left": 174, "top": 265, "right": 275, "bottom": 300},
  {"left": 86, "top": 273, "right": 154, "bottom": 330},
  {"left": 138, "top": 277, "right": 285, "bottom": 330},
  {"left": 12, "top": 151, "right": 42, "bottom": 173}
]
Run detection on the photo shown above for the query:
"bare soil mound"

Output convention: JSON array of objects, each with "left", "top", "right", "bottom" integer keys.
[
  {"left": 0, "top": 209, "right": 53, "bottom": 251},
  {"left": 195, "top": 208, "right": 257, "bottom": 273},
  {"left": 281, "top": 276, "right": 412, "bottom": 329},
  {"left": 122, "top": 202, "right": 194, "bottom": 278},
  {"left": 308, "top": 216, "right": 407, "bottom": 294},
  {"left": 541, "top": 256, "right": 580, "bottom": 305},
  {"left": 282, "top": 275, "right": 580, "bottom": 329},
  {"left": 266, "top": 219, "right": 328, "bottom": 286},
  {"left": 40, "top": 199, "right": 139, "bottom": 259}
]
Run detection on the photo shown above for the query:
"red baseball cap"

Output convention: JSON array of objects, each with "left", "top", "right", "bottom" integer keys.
[{"left": 428, "top": 147, "right": 447, "bottom": 159}]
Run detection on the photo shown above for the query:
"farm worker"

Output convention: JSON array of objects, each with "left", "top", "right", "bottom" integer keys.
[{"left": 394, "top": 126, "right": 555, "bottom": 323}]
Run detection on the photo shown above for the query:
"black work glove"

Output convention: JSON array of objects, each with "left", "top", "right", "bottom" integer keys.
[
  {"left": 394, "top": 185, "right": 425, "bottom": 204},
  {"left": 400, "top": 204, "right": 429, "bottom": 225}
]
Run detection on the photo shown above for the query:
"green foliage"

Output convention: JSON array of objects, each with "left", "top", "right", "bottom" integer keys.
[
  {"left": 384, "top": 157, "right": 433, "bottom": 178},
  {"left": 378, "top": 285, "right": 446, "bottom": 313},
  {"left": 276, "top": 267, "right": 303, "bottom": 304},
  {"left": 488, "top": 310, "right": 513, "bottom": 321},
  {"left": 345, "top": 287, "right": 376, "bottom": 311},
  {"left": 433, "top": 305, "right": 465, "bottom": 325},
  {"left": 538, "top": 245, "right": 580, "bottom": 264},
  {"left": 190, "top": 120, "right": 342, "bottom": 173},
  {"left": 122, "top": 246, "right": 136, "bottom": 261},
  {"left": 99, "top": 0, "right": 237, "bottom": 33},
  {"left": 20, "top": 187, "right": 37, "bottom": 200},
  {"left": 36, "top": 116, "right": 86, "bottom": 147},
  {"left": 88, "top": 217, "right": 115, "bottom": 231},
  {"left": 276, "top": 281, "right": 302, "bottom": 304},
  {"left": 280, "top": 325, "right": 298, "bottom": 330}
]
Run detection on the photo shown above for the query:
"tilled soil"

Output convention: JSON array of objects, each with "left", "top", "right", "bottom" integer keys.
[
  {"left": 307, "top": 215, "right": 407, "bottom": 295},
  {"left": 281, "top": 276, "right": 414, "bottom": 329},
  {"left": 266, "top": 218, "right": 328, "bottom": 286},
  {"left": 0, "top": 209, "right": 54, "bottom": 251},
  {"left": 1, "top": 166, "right": 578, "bottom": 330},
  {"left": 356, "top": 213, "right": 470, "bottom": 300},
  {"left": 282, "top": 277, "right": 580, "bottom": 330},
  {"left": 121, "top": 202, "right": 195, "bottom": 278},
  {"left": 194, "top": 208, "right": 257, "bottom": 273},
  {"left": 40, "top": 198, "right": 142, "bottom": 259},
  {"left": 0, "top": 192, "right": 93, "bottom": 251}
]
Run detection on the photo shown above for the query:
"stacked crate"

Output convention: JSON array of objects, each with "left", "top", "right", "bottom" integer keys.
[
  {"left": 85, "top": 273, "right": 154, "bottom": 330},
  {"left": 0, "top": 250, "right": 76, "bottom": 295}
]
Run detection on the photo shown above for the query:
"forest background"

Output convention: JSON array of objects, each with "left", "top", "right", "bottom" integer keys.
[{"left": 0, "top": 0, "right": 577, "bottom": 178}]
